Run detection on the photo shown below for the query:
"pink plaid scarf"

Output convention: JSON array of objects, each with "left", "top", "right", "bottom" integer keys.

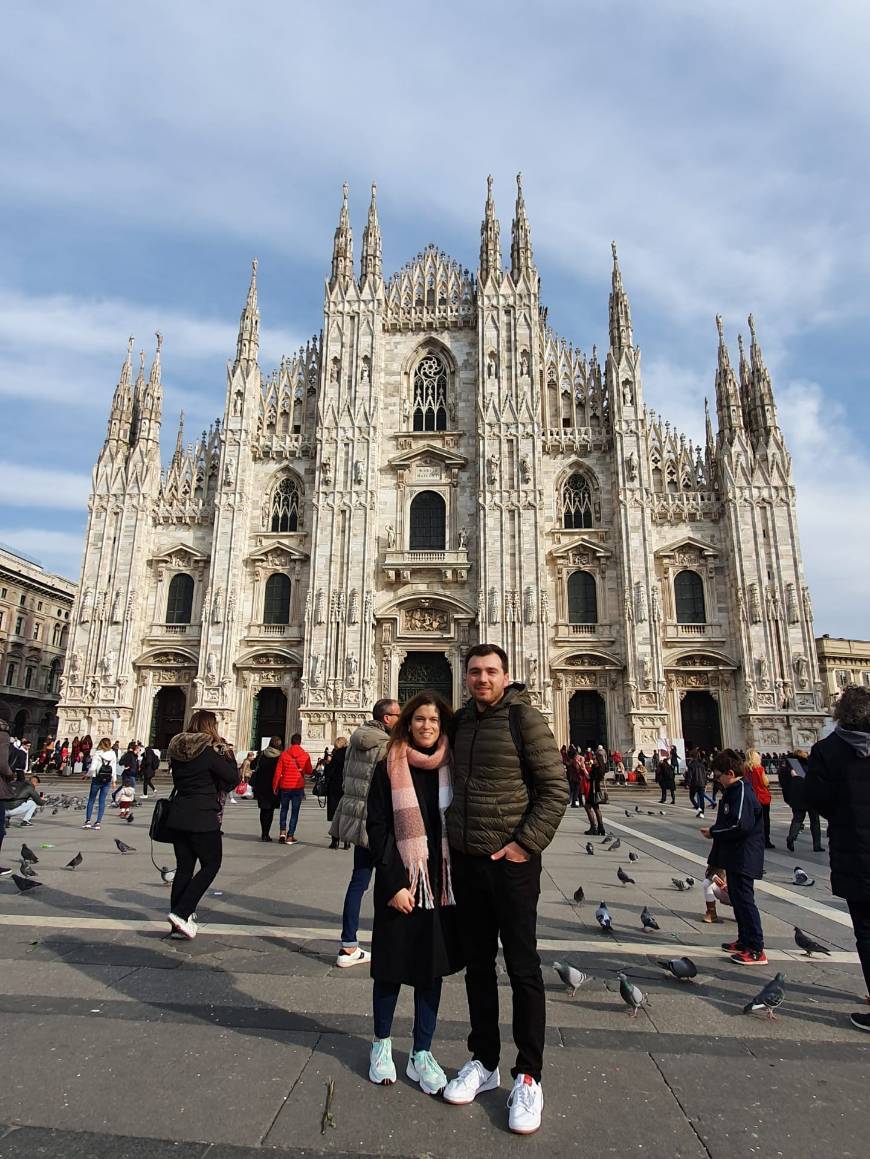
[{"left": 386, "top": 735, "right": 455, "bottom": 909}]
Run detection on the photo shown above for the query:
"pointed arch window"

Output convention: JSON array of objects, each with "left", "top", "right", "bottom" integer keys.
[
  {"left": 269, "top": 477, "right": 301, "bottom": 533},
  {"left": 412, "top": 352, "right": 448, "bottom": 431},
  {"left": 567, "top": 571, "right": 598, "bottom": 624},
  {"left": 264, "top": 573, "right": 291, "bottom": 624},
  {"left": 166, "top": 574, "right": 194, "bottom": 625},
  {"left": 561, "top": 472, "right": 595, "bottom": 529},
  {"left": 409, "top": 490, "right": 446, "bottom": 550},
  {"left": 674, "top": 570, "right": 706, "bottom": 624}
]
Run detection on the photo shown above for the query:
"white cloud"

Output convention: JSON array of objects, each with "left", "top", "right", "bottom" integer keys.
[
  {"left": 0, "top": 463, "right": 91, "bottom": 510},
  {"left": 0, "top": 528, "right": 84, "bottom": 584}
]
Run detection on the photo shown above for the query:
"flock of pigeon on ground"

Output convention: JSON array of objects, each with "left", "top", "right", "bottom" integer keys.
[
  {"left": 2, "top": 793, "right": 838, "bottom": 1024},
  {"left": 555, "top": 810, "right": 834, "bottom": 1022}
]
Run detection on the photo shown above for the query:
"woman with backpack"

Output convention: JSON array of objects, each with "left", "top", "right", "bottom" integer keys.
[{"left": 82, "top": 738, "right": 118, "bottom": 830}]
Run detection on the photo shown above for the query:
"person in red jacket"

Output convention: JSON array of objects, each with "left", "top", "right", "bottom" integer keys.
[
  {"left": 272, "top": 732, "right": 313, "bottom": 843},
  {"left": 744, "top": 748, "right": 775, "bottom": 850}
]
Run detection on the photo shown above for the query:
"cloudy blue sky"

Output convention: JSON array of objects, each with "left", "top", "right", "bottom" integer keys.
[{"left": 1, "top": 1, "right": 868, "bottom": 635}]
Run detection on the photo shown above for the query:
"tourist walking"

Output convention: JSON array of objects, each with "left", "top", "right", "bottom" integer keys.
[
  {"left": 164, "top": 710, "right": 239, "bottom": 939},
  {"left": 83, "top": 738, "right": 118, "bottom": 829},
  {"left": 657, "top": 749, "right": 676, "bottom": 804},
  {"left": 701, "top": 749, "right": 767, "bottom": 965},
  {"left": 584, "top": 753, "right": 606, "bottom": 836},
  {"left": 365, "top": 692, "right": 463, "bottom": 1093},
  {"left": 443, "top": 643, "right": 568, "bottom": 1135},
  {"left": 566, "top": 746, "right": 582, "bottom": 808},
  {"left": 779, "top": 751, "right": 823, "bottom": 852},
  {"left": 326, "top": 737, "right": 348, "bottom": 848},
  {"left": 332, "top": 699, "right": 400, "bottom": 966},
  {"left": 140, "top": 745, "right": 160, "bottom": 798},
  {"left": 805, "top": 685, "right": 870, "bottom": 1031},
  {"left": 250, "top": 737, "right": 282, "bottom": 841},
  {"left": 687, "top": 749, "right": 708, "bottom": 816},
  {"left": 272, "top": 733, "right": 312, "bottom": 843},
  {"left": 744, "top": 748, "right": 774, "bottom": 849}
]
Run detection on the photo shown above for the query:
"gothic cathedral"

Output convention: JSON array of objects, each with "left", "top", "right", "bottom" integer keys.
[{"left": 57, "top": 177, "right": 825, "bottom": 754}]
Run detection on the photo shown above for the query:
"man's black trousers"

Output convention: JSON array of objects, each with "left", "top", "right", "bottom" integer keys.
[{"left": 451, "top": 849, "right": 546, "bottom": 1082}]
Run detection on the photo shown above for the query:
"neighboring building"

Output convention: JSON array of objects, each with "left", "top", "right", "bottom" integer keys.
[
  {"left": 815, "top": 635, "right": 870, "bottom": 708},
  {"left": 0, "top": 544, "right": 77, "bottom": 744},
  {"left": 57, "top": 177, "right": 825, "bottom": 754}
]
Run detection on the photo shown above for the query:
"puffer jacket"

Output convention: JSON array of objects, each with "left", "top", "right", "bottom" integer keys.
[
  {"left": 806, "top": 730, "right": 870, "bottom": 899},
  {"left": 329, "top": 720, "right": 391, "bottom": 847},
  {"left": 446, "top": 684, "right": 568, "bottom": 857}
]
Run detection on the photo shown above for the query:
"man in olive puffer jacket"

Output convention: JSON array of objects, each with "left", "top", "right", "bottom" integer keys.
[{"left": 443, "top": 644, "right": 567, "bottom": 1135}]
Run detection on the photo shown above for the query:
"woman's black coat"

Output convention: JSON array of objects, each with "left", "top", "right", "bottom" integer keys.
[
  {"left": 250, "top": 750, "right": 281, "bottom": 808},
  {"left": 167, "top": 734, "right": 239, "bottom": 833},
  {"left": 806, "top": 731, "right": 870, "bottom": 899},
  {"left": 365, "top": 756, "right": 464, "bottom": 987},
  {"left": 657, "top": 758, "right": 676, "bottom": 790},
  {"left": 325, "top": 747, "right": 346, "bottom": 821}
]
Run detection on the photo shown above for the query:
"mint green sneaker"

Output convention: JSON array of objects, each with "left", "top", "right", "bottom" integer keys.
[
  {"left": 368, "top": 1038, "right": 396, "bottom": 1085},
  {"left": 406, "top": 1049, "right": 447, "bottom": 1096}
]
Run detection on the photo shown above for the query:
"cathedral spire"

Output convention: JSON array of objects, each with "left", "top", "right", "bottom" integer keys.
[
  {"left": 105, "top": 336, "right": 135, "bottom": 450},
  {"left": 360, "top": 182, "right": 382, "bottom": 284},
  {"left": 705, "top": 396, "right": 714, "bottom": 453},
  {"left": 479, "top": 175, "right": 502, "bottom": 285},
  {"left": 714, "top": 314, "right": 744, "bottom": 442},
  {"left": 510, "top": 172, "right": 534, "bottom": 282},
  {"left": 608, "top": 241, "right": 634, "bottom": 355},
  {"left": 330, "top": 182, "right": 354, "bottom": 288},
  {"left": 235, "top": 259, "right": 260, "bottom": 368},
  {"left": 172, "top": 410, "right": 185, "bottom": 466},
  {"left": 748, "top": 313, "right": 779, "bottom": 438},
  {"left": 737, "top": 331, "right": 752, "bottom": 429}
]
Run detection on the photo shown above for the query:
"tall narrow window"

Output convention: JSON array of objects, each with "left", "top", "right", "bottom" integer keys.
[
  {"left": 166, "top": 574, "right": 194, "bottom": 624},
  {"left": 674, "top": 570, "right": 706, "bottom": 624},
  {"left": 561, "top": 473, "right": 594, "bottom": 529},
  {"left": 567, "top": 571, "right": 598, "bottom": 624},
  {"left": 263, "top": 573, "right": 291, "bottom": 624},
  {"left": 409, "top": 491, "right": 446, "bottom": 550},
  {"left": 412, "top": 352, "right": 448, "bottom": 431},
  {"left": 270, "top": 477, "right": 301, "bottom": 533}
]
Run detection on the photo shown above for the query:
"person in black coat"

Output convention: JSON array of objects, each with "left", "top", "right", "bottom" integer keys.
[
  {"left": 165, "top": 710, "right": 239, "bottom": 938},
  {"left": 365, "top": 692, "right": 463, "bottom": 1093},
  {"left": 778, "top": 751, "right": 823, "bottom": 852},
  {"left": 657, "top": 753, "right": 676, "bottom": 804},
  {"left": 326, "top": 739, "right": 348, "bottom": 848},
  {"left": 249, "top": 737, "right": 282, "bottom": 841},
  {"left": 140, "top": 745, "right": 160, "bottom": 797},
  {"left": 806, "top": 686, "right": 870, "bottom": 1028},
  {"left": 701, "top": 748, "right": 766, "bottom": 964}
]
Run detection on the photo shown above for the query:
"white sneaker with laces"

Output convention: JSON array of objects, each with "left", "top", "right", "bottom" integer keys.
[
  {"left": 335, "top": 947, "right": 370, "bottom": 968},
  {"left": 442, "top": 1059, "right": 500, "bottom": 1105},
  {"left": 507, "top": 1073, "right": 543, "bottom": 1134},
  {"left": 168, "top": 912, "right": 197, "bottom": 939}
]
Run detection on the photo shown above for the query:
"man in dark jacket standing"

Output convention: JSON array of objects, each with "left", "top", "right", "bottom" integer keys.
[
  {"left": 443, "top": 644, "right": 567, "bottom": 1135},
  {"left": 806, "top": 685, "right": 870, "bottom": 1032},
  {"left": 702, "top": 748, "right": 767, "bottom": 965}
]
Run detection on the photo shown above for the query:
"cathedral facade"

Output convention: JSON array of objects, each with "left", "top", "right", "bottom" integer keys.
[{"left": 57, "top": 177, "right": 826, "bottom": 755}]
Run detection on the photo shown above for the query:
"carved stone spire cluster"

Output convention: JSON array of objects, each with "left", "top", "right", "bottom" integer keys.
[
  {"left": 714, "top": 314, "right": 743, "bottom": 442},
  {"left": 510, "top": 172, "right": 534, "bottom": 282},
  {"left": 135, "top": 332, "right": 163, "bottom": 444},
  {"left": 360, "top": 182, "right": 382, "bottom": 284},
  {"left": 105, "top": 335, "right": 136, "bottom": 451},
  {"left": 747, "top": 313, "right": 779, "bottom": 440},
  {"left": 479, "top": 175, "right": 502, "bottom": 284},
  {"left": 235, "top": 260, "right": 260, "bottom": 368},
  {"left": 608, "top": 241, "right": 633, "bottom": 355},
  {"left": 330, "top": 182, "right": 354, "bottom": 288}
]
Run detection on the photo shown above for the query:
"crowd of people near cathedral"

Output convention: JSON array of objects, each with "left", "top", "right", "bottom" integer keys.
[{"left": 2, "top": 673, "right": 869, "bottom": 1130}]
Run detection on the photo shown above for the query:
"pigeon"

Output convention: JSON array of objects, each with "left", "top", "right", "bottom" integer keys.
[
  {"left": 21, "top": 843, "right": 39, "bottom": 864},
  {"left": 595, "top": 901, "right": 614, "bottom": 932},
  {"left": 601, "top": 835, "right": 614, "bottom": 846},
  {"left": 51, "top": 807, "right": 59, "bottom": 815},
  {"left": 617, "top": 866, "right": 635, "bottom": 885},
  {"left": 553, "top": 961, "right": 590, "bottom": 997},
  {"left": 659, "top": 810, "right": 667, "bottom": 816},
  {"left": 640, "top": 906, "right": 659, "bottom": 931},
  {"left": 585, "top": 842, "right": 595, "bottom": 856},
  {"left": 685, "top": 876, "right": 695, "bottom": 887},
  {"left": 647, "top": 810, "right": 656, "bottom": 816},
  {"left": 19, "top": 860, "right": 38, "bottom": 878},
  {"left": 11, "top": 873, "right": 41, "bottom": 892},
  {"left": 66, "top": 852, "right": 83, "bottom": 870},
  {"left": 114, "top": 839, "right": 136, "bottom": 854},
  {"left": 625, "top": 809, "right": 631, "bottom": 817},
  {"left": 794, "top": 927, "right": 831, "bottom": 957},
  {"left": 628, "top": 851, "right": 639, "bottom": 862},
  {"left": 573, "top": 885, "right": 585, "bottom": 904},
  {"left": 793, "top": 866, "right": 815, "bottom": 887},
  {"left": 617, "top": 972, "right": 647, "bottom": 1018},
  {"left": 672, "top": 877, "right": 690, "bottom": 891},
  {"left": 634, "top": 805, "right": 641, "bottom": 813},
  {"left": 126, "top": 814, "right": 135, "bottom": 824},
  {"left": 610, "top": 837, "right": 622, "bottom": 851},
  {"left": 658, "top": 956, "right": 698, "bottom": 981},
  {"left": 743, "top": 972, "right": 786, "bottom": 1020},
  {"left": 159, "top": 866, "right": 176, "bottom": 885}
]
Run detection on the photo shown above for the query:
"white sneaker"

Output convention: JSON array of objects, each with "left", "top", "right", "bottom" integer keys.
[
  {"left": 507, "top": 1074, "right": 543, "bottom": 1134},
  {"left": 443, "top": 1059, "right": 500, "bottom": 1105},
  {"left": 168, "top": 912, "right": 197, "bottom": 939},
  {"left": 335, "top": 947, "right": 370, "bottom": 968}
]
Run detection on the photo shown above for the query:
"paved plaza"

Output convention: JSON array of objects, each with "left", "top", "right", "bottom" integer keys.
[{"left": 0, "top": 781, "right": 867, "bottom": 1158}]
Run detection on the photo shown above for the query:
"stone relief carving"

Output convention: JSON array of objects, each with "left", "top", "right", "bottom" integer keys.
[
  {"left": 528, "top": 656, "right": 538, "bottom": 689},
  {"left": 634, "top": 581, "right": 647, "bottom": 623},
  {"left": 650, "top": 583, "right": 661, "bottom": 623},
  {"left": 110, "top": 591, "right": 121, "bottom": 623},
  {"left": 385, "top": 524, "right": 396, "bottom": 549},
  {"left": 539, "top": 590, "right": 549, "bottom": 624},
  {"left": 786, "top": 583, "right": 799, "bottom": 625},
  {"left": 801, "top": 584, "right": 814, "bottom": 623},
  {"left": 348, "top": 589, "right": 360, "bottom": 624},
  {"left": 520, "top": 456, "right": 531, "bottom": 485},
  {"left": 404, "top": 607, "right": 448, "bottom": 632},
  {"left": 487, "top": 455, "right": 498, "bottom": 487},
  {"left": 794, "top": 654, "right": 809, "bottom": 688},
  {"left": 766, "top": 584, "right": 781, "bottom": 622},
  {"left": 488, "top": 587, "right": 500, "bottom": 624},
  {"left": 314, "top": 589, "right": 325, "bottom": 624},
  {"left": 523, "top": 586, "right": 535, "bottom": 625},
  {"left": 748, "top": 583, "right": 762, "bottom": 623},
  {"left": 757, "top": 656, "right": 770, "bottom": 689}
]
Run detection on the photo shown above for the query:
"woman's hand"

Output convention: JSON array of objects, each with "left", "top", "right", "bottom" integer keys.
[{"left": 388, "top": 888, "right": 415, "bottom": 914}]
